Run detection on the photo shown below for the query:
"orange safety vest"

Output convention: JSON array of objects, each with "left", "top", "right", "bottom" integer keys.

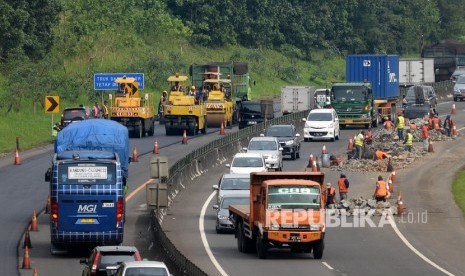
[
  {"left": 432, "top": 117, "right": 440, "bottom": 130},
  {"left": 385, "top": 120, "right": 392, "bottom": 131},
  {"left": 375, "top": 181, "right": 387, "bottom": 197},
  {"left": 326, "top": 187, "right": 336, "bottom": 204},
  {"left": 421, "top": 125, "right": 429, "bottom": 139},
  {"left": 365, "top": 131, "right": 372, "bottom": 141},
  {"left": 375, "top": 150, "right": 388, "bottom": 160},
  {"left": 338, "top": 177, "right": 348, "bottom": 193},
  {"left": 410, "top": 122, "right": 416, "bottom": 130},
  {"left": 428, "top": 117, "right": 433, "bottom": 129}
]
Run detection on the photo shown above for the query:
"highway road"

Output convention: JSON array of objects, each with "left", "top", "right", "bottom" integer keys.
[{"left": 4, "top": 100, "right": 465, "bottom": 275}]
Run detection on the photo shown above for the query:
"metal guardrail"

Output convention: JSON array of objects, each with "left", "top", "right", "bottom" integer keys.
[{"left": 151, "top": 110, "right": 308, "bottom": 275}]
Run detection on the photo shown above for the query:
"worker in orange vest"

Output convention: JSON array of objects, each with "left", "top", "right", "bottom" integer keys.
[
  {"left": 365, "top": 129, "right": 373, "bottom": 145},
  {"left": 338, "top": 173, "right": 350, "bottom": 201},
  {"left": 375, "top": 150, "right": 391, "bottom": 160},
  {"left": 374, "top": 175, "right": 388, "bottom": 202},
  {"left": 383, "top": 116, "right": 392, "bottom": 131},
  {"left": 432, "top": 114, "right": 441, "bottom": 130},
  {"left": 325, "top": 183, "right": 336, "bottom": 208},
  {"left": 421, "top": 122, "right": 429, "bottom": 151}
]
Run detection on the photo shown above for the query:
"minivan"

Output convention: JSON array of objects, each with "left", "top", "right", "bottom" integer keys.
[{"left": 303, "top": 109, "right": 340, "bottom": 141}]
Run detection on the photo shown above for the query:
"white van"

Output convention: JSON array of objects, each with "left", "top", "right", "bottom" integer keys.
[{"left": 303, "top": 108, "right": 340, "bottom": 142}]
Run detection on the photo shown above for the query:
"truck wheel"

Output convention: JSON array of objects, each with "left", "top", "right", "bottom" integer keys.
[
  {"left": 147, "top": 120, "right": 154, "bottom": 136},
  {"left": 188, "top": 123, "right": 195, "bottom": 136},
  {"left": 201, "top": 116, "right": 207, "bottom": 134},
  {"left": 256, "top": 236, "right": 268, "bottom": 259},
  {"left": 236, "top": 223, "right": 244, "bottom": 252},
  {"left": 313, "top": 240, "right": 324, "bottom": 259},
  {"left": 137, "top": 122, "right": 143, "bottom": 138},
  {"left": 454, "top": 97, "right": 458, "bottom": 102},
  {"left": 291, "top": 152, "right": 296, "bottom": 160},
  {"left": 296, "top": 150, "right": 300, "bottom": 159}
]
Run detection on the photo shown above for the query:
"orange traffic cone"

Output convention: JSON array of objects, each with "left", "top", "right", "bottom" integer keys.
[
  {"left": 220, "top": 121, "right": 225, "bottom": 135},
  {"left": 397, "top": 192, "right": 404, "bottom": 215},
  {"left": 428, "top": 139, "right": 434, "bottom": 153},
  {"left": 23, "top": 229, "right": 32, "bottom": 249},
  {"left": 22, "top": 246, "right": 31, "bottom": 269},
  {"left": 311, "top": 160, "right": 318, "bottom": 172},
  {"left": 347, "top": 138, "right": 353, "bottom": 150},
  {"left": 390, "top": 170, "right": 397, "bottom": 183},
  {"left": 153, "top": 138, "right": 159, "bottom": 154},
  {"left": 182, "top": 129, "right": 188, "bottom": 144},
  {"left": 452, "top": 125, "right": 458, "bottom": 138},
  {"left": 451, "top": 103, "right": 457, "bottom": 115},
  {"left": 132, "top": 146, "right": 138, "bottom": 162},
  {"left": 14, "top": 148, "right": 21, "bottom": 165},
  {"left": 45, "top": 196, "right": 51, "bottom": 214},
  {"left": 33, "top": 267, "right": 38, "bottom": 276},
  {"left": 306, "top": 153, "right": 315, "bottom": 169},
  {"left": 30, "top": 210, "right": 38, "bottom": 232},
  {"left": 322, "top": 144, "right": 327, "bottom": 154},
  {"left": 388, "top": 179, "right": 394, "bottom": 193}
]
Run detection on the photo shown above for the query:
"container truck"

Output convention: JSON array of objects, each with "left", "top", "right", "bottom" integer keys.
[
  {"left": 399, "top": 58, "right": 435, "bottom": 86},
  {"left": 229, "top": 171, "right": 326, "bottom": 259},
  {"left": 45, "top": 119, "right": 130, "bottom": 254},
  {"left": 280, "top": 86, "right": 316, "bottom": 115},
  {"left": 331, "top": 54, "right": 400, "bottom": 129}
]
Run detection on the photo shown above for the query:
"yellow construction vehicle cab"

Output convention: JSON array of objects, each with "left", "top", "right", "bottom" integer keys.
[
  {"left": 110, "top": 76, "right": 155, "bottom": 138},
  {"left": 203, "top": 78, "right": 234, "bottom": 127},
  {"left": 164, "top": 73, "right": 207, "bottom": 136}
]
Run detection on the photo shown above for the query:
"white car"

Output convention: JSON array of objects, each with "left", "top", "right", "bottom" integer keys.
[
  {"left": 243, "top": 136, "right": 283, "bottom": 171},
  {"left": 212, "top": 173, "right": 250, "bottom": 204},
  {"left": 226, "top": 152, "right": 268, "bottom": 174},
  {"left": 115, "top": 261, "right": 171, "bottom": 276},
  {"left": 303, "top": 108, "right": 340, "bottom": 142}
]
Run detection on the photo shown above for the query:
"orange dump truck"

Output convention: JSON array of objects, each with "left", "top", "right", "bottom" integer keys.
[{"left": 229, "top": 171, "right": 326, "bottom": 259}]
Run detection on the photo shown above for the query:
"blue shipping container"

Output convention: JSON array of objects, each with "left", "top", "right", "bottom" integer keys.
[{"left": 346, "top": 55, "right": 400, "bottom": 100}]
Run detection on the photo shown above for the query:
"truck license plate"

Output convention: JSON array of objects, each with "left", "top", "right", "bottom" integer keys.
[
  {"left": 248, "top": 121, "right": 257, "bottom": 125},
  {"left": 289, "top": 234, "right": 301, "bottom": 242},
  {"left": 345, "top": 119, "right": 353, "bottom": 123}
]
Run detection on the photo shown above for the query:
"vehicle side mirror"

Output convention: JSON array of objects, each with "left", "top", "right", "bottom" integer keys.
[
  {"left": 45, "top": 168, "right": 51, "bottom": 182},
  {"left": 212, "top": 185, "right": 219, "bottom": 190},
  {"left": 302, "top": 118, "right": 307, "bottom": 122},
  {"left": 79, "top": 258, "right": 88, "bottom": 265},
  {"left": 242, "top": 147, "right": 248, "bottom": 152},
  {"left": 226, "top": 164, "right": 231, "bottom": 168},
  {"left": 212, "top": 204, "right": 219, "bottom": 210},
  {"left": 295, "top": 133, "right": 300, "bottom": 137},
  {"left": 278, "top": 147, "right": 283, "bottom": 151}
]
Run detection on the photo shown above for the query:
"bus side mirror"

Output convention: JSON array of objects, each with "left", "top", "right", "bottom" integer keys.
[{"left": 45, "top": 168, "right": 51, "bottom": 182}]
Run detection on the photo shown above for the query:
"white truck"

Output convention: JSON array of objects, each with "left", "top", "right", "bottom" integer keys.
[
  {"left": 280, "top": 86, "right": 316, "bottom": 115},
  {"left": 399, "top": 58, "right": 435, "bottom": 86}
]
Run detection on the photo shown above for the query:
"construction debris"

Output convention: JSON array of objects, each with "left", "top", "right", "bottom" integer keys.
[
  {"left": 327, "top": 196, "right": 401, "bottom": 216},
  {"left": 330, "top": 118, "right": 454, "bottom": 172}
]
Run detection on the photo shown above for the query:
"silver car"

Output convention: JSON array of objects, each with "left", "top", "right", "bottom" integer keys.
[
  {"left": 243, "top": 136, "right": 283, "bottom": 171},
  {"left": 212, "top": 194, "right": 249, "bottom": 233},
  {"left": 212, "top": 173, "right": 250, "bottom": 204},
  {"left": 453, "top": 75, "right": 465, "bottom": 101}
]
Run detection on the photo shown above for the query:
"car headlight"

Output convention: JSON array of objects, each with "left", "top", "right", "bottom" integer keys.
[
  {"left": 327, "top": 123, "right": 334, "bottom": 129},
  {"left": 218, "top": 214, "right": 228, "bottom": 220},
  {"left": 285, "top": 140, "right": 294, "bottom": 145},
  {"left": 310, "top": 224, "right": 321, "bottom": 231}
]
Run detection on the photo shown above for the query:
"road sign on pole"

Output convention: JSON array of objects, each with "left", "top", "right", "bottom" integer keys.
[
  {"left": 94, "top": 73, "right": 145, "bottom": 90},
  {"left": 45, "top": 96, "right": 60, "bottom": 113}
]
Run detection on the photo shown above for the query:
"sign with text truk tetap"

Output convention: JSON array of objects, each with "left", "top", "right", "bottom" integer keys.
[
  {"left": 45, "top": 96, "right": 60, "bottom": 113},
  {"left": 94, "top": 73, "right": 145, "bottom": 90}
]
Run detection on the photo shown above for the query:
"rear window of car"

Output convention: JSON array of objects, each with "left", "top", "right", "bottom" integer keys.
[
  {"left": 221, "top": 178, "right": 250, "bottom": 190},
  {"left": 232, "top": 157, "right": 264, "bottom": 167},
  {"left": 265, "top": 126, "right": 293, "bottom": 137},
  {"left": 62, "top": 109, "right": 88, "bottom": 120},
  {"left": 99, "top": 252, "right": 137, "bottom": 265}
]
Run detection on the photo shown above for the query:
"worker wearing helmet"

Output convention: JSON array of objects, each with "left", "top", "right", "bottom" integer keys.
[
  {"left": 189, "top": 85, "right": 196, "bottom": 96},
  {"left": 395, "top": 111, "right": 405, "bottom": 141}
]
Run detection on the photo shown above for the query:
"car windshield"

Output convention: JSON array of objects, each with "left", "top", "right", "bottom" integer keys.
[
  {"left": 124, "top": 267, "right": 168, "bottom": 276},
  {"left": 457, "top": 75, "right": 465, "bottom": 84},
  {"left": 307, "top": 112, "right": 332, "bottom": 121},
  {"left": 248, "top": 140, "right": 277, "bottom": 151},
  {"left": 221, "top": 197, "right": 249, "bottom": 209},
  {"left": 221, "top": 178, "right": 250, "bottom": 190},
  {"left": 266, "top": 126, "right": 293, "bottom": 137},
  {"left": 267, "top": 186, "right": 321, "bottom": 210},
  {"left": 232, "top": 157, "right": 264, "bottom": 167},
  {"left": 241, "top": 103, "right": 261, "bottom": 113}
]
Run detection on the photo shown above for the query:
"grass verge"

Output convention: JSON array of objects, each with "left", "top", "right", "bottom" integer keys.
[{"left": 452, "top": 170, "right": 465, "bottom": 216}]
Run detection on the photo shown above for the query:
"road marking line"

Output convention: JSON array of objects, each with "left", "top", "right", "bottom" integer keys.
[
  {"left": 322, "top": 261, "right": 334, "bottom": 270},
  {"left": 200, "top": 191, "right": 228, "bottom": 276},
  {"left": 387, "top": 215, "right": 454, "bottom": 276},
  {"left": 126, "top": 179, "right": 152, "bottom": 201}
]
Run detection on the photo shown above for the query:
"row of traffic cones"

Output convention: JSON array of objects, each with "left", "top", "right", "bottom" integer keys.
[{"left": 22, "top": 210, "right": 42, "bottom": 271}]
